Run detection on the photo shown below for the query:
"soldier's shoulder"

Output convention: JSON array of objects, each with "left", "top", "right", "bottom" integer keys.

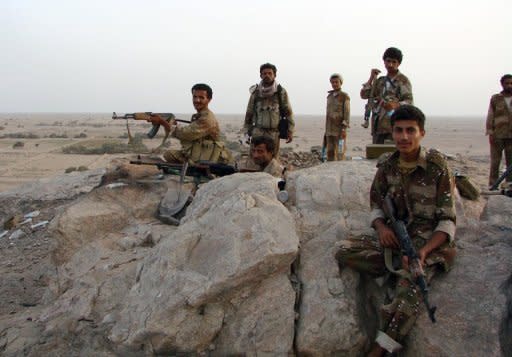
[
  {"left": 376, "top": 152, "right": 394, "bottom": 168},
  {"left": 341, "top": 91, "right": 350, "bottom": 100},
  {"left": 426, "top": 148, "right": 449, "bottom": 169},
  {"left": 490, "top": 93, "right": 503, "bottom": 101}
]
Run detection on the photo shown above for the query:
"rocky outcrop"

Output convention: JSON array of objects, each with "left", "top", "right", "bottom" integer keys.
[{"left": 0, "top": 160, "right": 511, "bottom": 356}]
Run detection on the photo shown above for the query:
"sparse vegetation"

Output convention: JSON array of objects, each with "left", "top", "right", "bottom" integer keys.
[
  {"left": 64, "top": 167, "right": 77, "bottom": 173},
  {"left": 65, "top": 166, "right": 89, "bottom": 173},
  {"left": 62, "top": 137, "right": 148, "bottom": 154},
  {"left": 48, "top": 133, "right": 69, "bottom": 138},
  {"left": 12, "top": 141, "right": 24, "bottom": 149},
  {"left": 73, "top": 132, "right": 87, "bottom": 138},
  {"left": 1, "top": 132, "right": 40, "bottom": 139},
  {"left": 0, "top": 126, "right": 4, "bottom": 130}
]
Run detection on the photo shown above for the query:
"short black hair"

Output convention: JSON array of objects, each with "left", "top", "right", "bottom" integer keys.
[
  {"left": 252, "top": 135, "right": 275, "bottom": 155},
  {"left": 191, "top": 83, "right": 213, "bottom": 99},
  {"left": 260, "top": 63, "right": 277, "bottom": 75},
  {"left": 500, "top": 74, "right": 512, "bottom": 85},
  {"left": 382, "top": 47, "right": 403, "bottom": 64},
  {"left": 390, "top": 104, "right": 426, "bottom": 131}
]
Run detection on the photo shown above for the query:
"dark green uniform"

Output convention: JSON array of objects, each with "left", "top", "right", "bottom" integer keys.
[{"left": 336, "top": 147, "right": 456, "bottom": 353}]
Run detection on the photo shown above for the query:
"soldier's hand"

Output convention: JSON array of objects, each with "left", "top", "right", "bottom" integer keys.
[
  {"left": 370, "top": 68, "right": 381, "bottom": 78},
  {"left": 286, "top": 132, "right": 293, "bottom": 143},
  {"left": 340, "top": 129, "right": 347, "bottom": 139},
  {"left": 374, "top": 220, "right": 399, "bottom": 249}
]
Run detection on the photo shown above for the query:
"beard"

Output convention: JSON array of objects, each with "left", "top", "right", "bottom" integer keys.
[{"left": 504, "top": 88, "right": 512, "bottom": 95}]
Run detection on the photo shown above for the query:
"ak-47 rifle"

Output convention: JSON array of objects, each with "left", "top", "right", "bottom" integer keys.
[
  {"left": 382, "top": 195, "right": 437, "bottom": 323},
  {"left": 362, "top": 99, "right": 372, "bottom": 128},
  {"left": 490, "top": 164, "right": 512, "bottom": 191},
  {"left": 130, "top": 159, "right": 239, "bottom": 178},
  {"left": 112, "top": 112, "right": 191, "bottom": 147}
]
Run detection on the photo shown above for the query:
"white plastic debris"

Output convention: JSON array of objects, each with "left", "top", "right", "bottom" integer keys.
[
  {"left": 31, "top": 221, "right": 49, "bottom": 229},
  {"left": 20, "top": 218, "right": 33, "bottom": 226},
  {"left": 9, "top": 229, "right": 25, "bottom": 240},
  {"left": 106, "top": 182, "right": 128, "bottom": 189},
  {"left": 24, "top": 210, "right": 40, "bottom": 218}
]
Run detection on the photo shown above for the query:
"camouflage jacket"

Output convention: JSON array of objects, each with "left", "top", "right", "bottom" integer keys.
[
  {"left": 485, "top": 92, "right": 512, "bottom": 139},
  {"left": 325, "top": 90, "right": 350, "bottom": 136},
  {"left": 360, "top": 71, "right": 413, "bottom": 135},
  {"left": 244, "top": 84, "right": 295, "bottom": 134},
  {"left": 173, "top": 109, "right": 221, "bottom": 153},
  {"left": 263, "top": 158, "right": 284, "bottom": 178},
  {"left": 369, "top": 147, "right": 456, "bottom": 242}
]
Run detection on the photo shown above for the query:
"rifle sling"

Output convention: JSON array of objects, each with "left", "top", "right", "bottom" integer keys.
[{"left": 384, "top": 247, "right": 412, "bottom": 280}]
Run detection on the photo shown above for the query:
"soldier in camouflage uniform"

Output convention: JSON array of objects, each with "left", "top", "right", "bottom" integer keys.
[
  {"left": 249, "top": 135, "right": 284, "bottom": 177},
  {"left": 324, "top": 73, "right": 350, "bottom": 161},
  {"left": 244, "top": 63, "right": 294, "bottom": 159},
  {"left": 360, "top": 47, "right": 413, "bottom": 144},
  {"left": 164, "top": 83, "right": 233, "bottom": 165},
  {"left": 485, "top": 74, "right": 512, "bottom": 187},
  {"left": 336, "top": 105, "right": 456, "bottom": 356}
]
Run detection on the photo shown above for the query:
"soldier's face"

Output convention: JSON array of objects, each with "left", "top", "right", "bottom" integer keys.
[
  {"left": 502, "top": 78, "right": 512, "bottom": 94},
  {"left": 192, "top": 90, "right": 211, "bottom": 112},
  {"left": 392, "top": 119, "right": 425, "bottom": 158},
  {"left": 252, "top": 143, "right": 273, "bottom": 166},
  {"left": 260, "top": 68, "right": 276, "bottom": 86},
  {"left": 330, "top": 78, "right": 342, "bottom": 91},
  {"left": 384, "top": 57, "right": 400, "bottom": 74}
]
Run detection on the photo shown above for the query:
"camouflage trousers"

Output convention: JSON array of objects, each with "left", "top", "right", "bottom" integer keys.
[
  {"left": 335, "top": 234, "right": 454, "bottom": 351},
  {"left": 489, "top": 138, "right": 512, "bottom": 187}
]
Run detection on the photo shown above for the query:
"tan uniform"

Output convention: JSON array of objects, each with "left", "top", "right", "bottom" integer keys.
[
  {"left": 485, "top": 91, "right": 512, "bottom": 186},
  {"left": 325, "top": 89, "right": 350, "bottom": 161},
  {"left": 163, "top": 109, "right": 232, "bottom": 164},
  {"left": 262, "top": 158, "right": 284, "bottom": 178}
]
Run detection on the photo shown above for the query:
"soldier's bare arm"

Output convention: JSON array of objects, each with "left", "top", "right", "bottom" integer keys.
[{"left": 373, "top": 218, "right": 399, "bottom": 249}]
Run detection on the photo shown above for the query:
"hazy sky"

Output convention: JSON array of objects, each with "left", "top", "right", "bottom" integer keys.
[{"left": 1, "top": 0, "right": 510, "bottom": 116}]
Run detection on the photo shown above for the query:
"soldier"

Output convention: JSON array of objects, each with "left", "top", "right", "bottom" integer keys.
[
  {"left": 485, "top": 74, "right": 512, "bottom": 188},
  {"left": 324, "top": 73, "right": 350, "bottom": 161},
  {"left": 250, "top": 135, "right": 284, "bottom": 177},
  {"left": 163, "top": 83, "right": 233, "bottom": 165},
  {"left": 361, "top": 47, "right": 413, "bottom": 144},
  {"left": 336, "top": 105, "right": 456, "bottom": 356},
  {"left": 244, "top": 63, "right": 294, "bottom": 159}
]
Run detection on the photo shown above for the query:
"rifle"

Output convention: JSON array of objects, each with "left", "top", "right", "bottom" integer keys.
[
  {"left": 490, "top": 164, "right": 512, "bottom": 191},
  {"left": 382, "top": 195, "right": 437, "bottom": 323},
  {"left": 481, "top": 188, "right": 512, "bottom": 197},
  {"left": 130, "top": 159, "right": 260, "bottom": 179},
  {"left": 362, "top": 100, "right": 371, "bottom": 128},
  {"left": 112, "top": 112, "right": 191, "bottom": 147}
]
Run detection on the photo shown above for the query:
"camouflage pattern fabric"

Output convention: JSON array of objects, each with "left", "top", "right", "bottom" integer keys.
[
  {"left": 360, "top": 72, "right": 413, "bottom": 143},
  {"left": 486, "top": 92, "right": 512, "bottom": 185},
  {"left": 244, "top": 85, "right": 294, "bottom": 155},
  {"left": 336, "top": 146, "right": 456, "bottom": 348},
  {"left": 325, "top": 90, "right": 350, "bottom": 136},
  {"left": 335, "top": 233, "right": 448, "bottom": 344},
  {"left": 370, "top": 147, "right": 456, "bottom": 242}
]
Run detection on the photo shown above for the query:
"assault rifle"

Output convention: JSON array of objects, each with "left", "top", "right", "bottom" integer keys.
[
  {"left": 382, "top": 195, "right": 437, "bottom": 323},
  {"left": 490, "top": 164, "right": 512, "bottom": 191},
  {"left": 362, "top": 99, "right": 371, "bottom": 128},
  {"left": 130, "top": 159, "right": 240, "bottom": 178},
  {"left": 112, "top": 112, "right": 190, "bottom": 147}
]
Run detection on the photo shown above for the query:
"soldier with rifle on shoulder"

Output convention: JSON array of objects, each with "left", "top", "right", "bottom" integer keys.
[{"left": 336, "top": 105, "right": 456, "bottom": 356}]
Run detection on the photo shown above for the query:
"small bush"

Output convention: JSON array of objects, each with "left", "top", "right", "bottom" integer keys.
[
  {"left": 65, "top": 167, "right": 76, "bottom": 173},
  {"left": 73, "top": 132, "right": 87, "bottom": 138},
  {"left": 77, "top": 166, "right": 88, "bottom": 171},
  {"left": 62, "top": 139, "right": 148, "bottom": 154},
  {"left": 12, "top": 141, "right": 24, "bottom": 149}
]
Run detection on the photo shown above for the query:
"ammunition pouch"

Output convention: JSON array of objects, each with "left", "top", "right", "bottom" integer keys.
[
  {"left": 189, "top": 139, "right": 230, "bottom": 164},
  {"left": 254, "top": 105, "right": 280, "bottom": 130}
]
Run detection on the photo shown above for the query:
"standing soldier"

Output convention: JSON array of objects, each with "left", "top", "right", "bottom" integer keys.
[
  {"left": 361, "top": 47, "right": 413, "bottom": 144},
  {"left": 336, "top": 105, "right": 456, "bottom": 356},
  {"left": 244, "top": 63, "right": 294, "bottom": 159},
  {"left": 324, "top": 73, "right": 350, "bottom": 161},
  {"left": 163, "top": 83, "right": 233, "bottom": 164},
  {"left": 485, "top": 74, "right": 512, "bottom": 188}
]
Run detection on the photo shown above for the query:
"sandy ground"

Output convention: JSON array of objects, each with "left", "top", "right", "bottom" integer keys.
[{"left": 0, "top": 112, "right": 490, "bottom": 192}]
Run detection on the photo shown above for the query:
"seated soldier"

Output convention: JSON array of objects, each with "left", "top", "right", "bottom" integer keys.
[
  {"left": 250, "top": 135, "right": 284, "bottom": 177},
  {"left": 336, "top": 105, "right": 456, "bottom": 356},
  {"left": 163, "top": 83, "right": 232, "bottom": 165}
]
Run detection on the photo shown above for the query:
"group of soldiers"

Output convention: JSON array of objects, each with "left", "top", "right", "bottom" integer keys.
[{"left": 151, "top": 49, "right": 511, "bottom": 356}]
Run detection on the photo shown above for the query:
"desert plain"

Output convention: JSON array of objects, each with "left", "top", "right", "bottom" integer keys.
[{"left": 0, "top": 112, "right": 491, "bottom": 192}]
